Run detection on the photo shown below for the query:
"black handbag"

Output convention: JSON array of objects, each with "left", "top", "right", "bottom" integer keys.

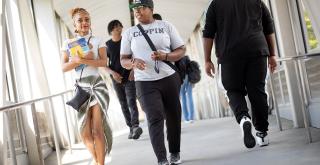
[{"left": 66, "top": 68, "right": 90, "bottom": 111}]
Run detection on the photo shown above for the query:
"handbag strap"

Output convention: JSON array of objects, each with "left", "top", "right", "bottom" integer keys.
[
  {"left": 77, "top": 35, "right": 93, "bottom": 83},
  {"left": 137, "top": 24, "right": 157, "bottom": 51},
  {"left": 136, "top": 24, "right": 178, "bottom": 72}
]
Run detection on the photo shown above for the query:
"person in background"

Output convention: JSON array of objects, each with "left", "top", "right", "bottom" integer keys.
[
  {"left": 153, "top": 13, "right": 162, "bottom": 20},
  {"left": 120, "top": 0, "right": 185, "bottom": 164},
  {"left": 61, "top": 8, "right": 112, "bottom": 165},
  {"left": 104, "top": 20, "right": 143, "bottom": 140},
  {"left": 152, "top": 14, "right": 196, "bottom": 124},
  {"left": 179, "top": 57, "right": 195, "bottom": 123},
  {"left": 203, "top": 0, "right": 277, "bottom": 148}
]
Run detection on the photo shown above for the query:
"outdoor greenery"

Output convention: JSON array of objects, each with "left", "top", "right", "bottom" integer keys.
[{"left": 304, "top": 12, "right": 318, "bottom": 50}]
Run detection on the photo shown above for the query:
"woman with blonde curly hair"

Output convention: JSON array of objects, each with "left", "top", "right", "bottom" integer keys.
[{"left": 61, "top": 8, "right": 112, "bottom": 165}]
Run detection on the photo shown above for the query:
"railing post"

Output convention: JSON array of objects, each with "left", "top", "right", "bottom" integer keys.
[
  {"left": 48, "top": 98, "right": 62, "bottom": 165},
  {"left": 61, "top": 95, "right": 73, "bottom": 154},
  {"left": 294, "top": 59, "right": 312, "bottom": 143},
  {"left": 269, "top": 69, "right": 283, "bottom": 131}
]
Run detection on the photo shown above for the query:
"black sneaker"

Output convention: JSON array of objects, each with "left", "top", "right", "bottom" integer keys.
[
  {"left": 169, "top": 153, "right": 182, "bottom": 165},
  {"left": 239, "top": 116, "right": 256, "bottom": 148},
  {"left": 158, "top": 160, "right": 170, "bottom": 165},
  {"left": 132, "top": 126, "right": 143, "bottom": 140},
  {"left": 128, "top": 128, "right": 133, "bottom": 139}
]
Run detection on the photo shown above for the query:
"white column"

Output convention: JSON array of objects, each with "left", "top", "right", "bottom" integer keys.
[
  {"left": 0, "top": 0, "right": 7, "bottom": 156},
  {"left": 270, "top": 0, "right": 305, "bottom": 127},
  {"left": 32, "top": 0, "right": 69, "bottom": 147},
  {"left": 0, "top": 0, "right": 6, "bottom": 107},
  {"left": 16, "top": 0, "right": 51, "bottom": 98}
]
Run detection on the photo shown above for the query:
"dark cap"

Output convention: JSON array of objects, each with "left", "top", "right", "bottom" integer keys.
[{"left": 130, "top": 0, "right": 154, "bottom": 9}]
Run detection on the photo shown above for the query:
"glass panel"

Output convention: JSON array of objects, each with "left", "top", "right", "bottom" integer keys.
[
  {"left": 35, "top": 101, "right": 53, "bottom": 146},
  {"left": 304, "top": 12, "right": 318, "bottom": 50},
  {"left": 299, "top": 0, "right": 320, "bottom": 52},
  {"left": 305, "top": 57, "right": 320, "bottom": 99},
  {"left": 280, "top": 71, "right": 290, "bottom": 103},
  {"left": 7, "top": 110, "right": 22, "bottom": 149}
]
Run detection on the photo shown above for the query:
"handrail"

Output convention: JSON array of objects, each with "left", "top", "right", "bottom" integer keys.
[
  {"left": 0, "top": 90, "right": 73, "bottom": 112},
  {"left": 0, "top": 89, "right": 73, "bottom": 165},
  {"left": 295, "top": 52, "right": 320, "bottom": 59},
  {"left": 269, "top": 52, "right": 320, "bottom": 143},
  {"left": 276, "top": 52, "right": 320, "bottom": 62}
]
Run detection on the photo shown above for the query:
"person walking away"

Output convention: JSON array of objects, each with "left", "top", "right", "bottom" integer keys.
[{"left": 203, "top": 0, "right": 277, "bottom": 148}]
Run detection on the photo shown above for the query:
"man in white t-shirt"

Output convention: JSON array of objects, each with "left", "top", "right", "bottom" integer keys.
[{"left": 120, "top": 0, "right": 186, "bottom": 164}]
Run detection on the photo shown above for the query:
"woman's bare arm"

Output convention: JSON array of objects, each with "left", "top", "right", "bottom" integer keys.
[{"left": 61, "top": 51, "right": 80, "bottom": 72}]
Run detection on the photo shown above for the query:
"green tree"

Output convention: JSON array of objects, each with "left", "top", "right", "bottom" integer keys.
[{"left": 304, "top": 12, "right": 318, "bottom": 50}]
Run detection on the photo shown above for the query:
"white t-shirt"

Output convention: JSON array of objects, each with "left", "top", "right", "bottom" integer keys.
[
  {"left": 62, "top": 34, "right": 106, "bottom": 79},
  {"left": 121, "top": 20, "right": 184, "bottom": 81}
]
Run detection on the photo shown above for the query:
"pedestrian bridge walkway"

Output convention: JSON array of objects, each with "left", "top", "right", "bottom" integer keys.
[{"left": 45, "top": 116, "right": 320, "bottom": 165}]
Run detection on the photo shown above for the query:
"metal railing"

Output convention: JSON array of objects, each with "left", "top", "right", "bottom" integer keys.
[
  {"left": 269, "top": 52, "right": 320, "bottom": 143},
  {"left": 0, "top": 90, "right": 73, "bottom": 165}
]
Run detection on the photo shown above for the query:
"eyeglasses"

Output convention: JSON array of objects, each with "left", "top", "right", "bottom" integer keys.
[
  {"left": 154, "top": 60, "right": 159, "bottom": 74},
  {"left": 132, "top": 5, "right": 147, "bottom": 11}
]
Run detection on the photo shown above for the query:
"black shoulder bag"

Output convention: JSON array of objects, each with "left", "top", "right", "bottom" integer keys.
[
  {"left": 66, "top": 68, "right": 90, "bottom": 111},
  {"left": 136, "top": 24, "right": 185, "bottom": 83},
  {"left": 66, "top": 36, "right": 92, "bottom": 111}
]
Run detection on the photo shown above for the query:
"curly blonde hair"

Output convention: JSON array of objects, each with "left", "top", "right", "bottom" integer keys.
[
  {"left": 70, "top": 8, "right": 90, "bottom": 33},
  {"left": 70, "top": 7, "right": 89, "bottom": 19}
]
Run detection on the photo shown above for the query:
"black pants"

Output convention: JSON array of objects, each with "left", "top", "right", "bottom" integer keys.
[
  {"left": 221, "top": 56, "right": 269, "bottom": 132},
  {"left": 135, "top": 73, "right": 181, "bottom": 162},
  {"left": 112, "top": 80, "right": 139, "bottom": 128}
]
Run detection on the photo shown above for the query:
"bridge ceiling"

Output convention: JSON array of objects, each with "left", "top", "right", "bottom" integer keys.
[{"left": 53, "top": 0, "right": 211, "bottom": 41}]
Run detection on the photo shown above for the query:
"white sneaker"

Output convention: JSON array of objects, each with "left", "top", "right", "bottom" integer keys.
[
  {"left": 239, "top": 116, "right": 256, "bottom": 148},
  {"left": 256, "top": 131, "right": 269, "bottom": 147},
  {"left": 169, "top": 153, "right": 182, "bottom": 165},
  {"left": 184, "top": 120, "right": 191, "bottom": 124}
]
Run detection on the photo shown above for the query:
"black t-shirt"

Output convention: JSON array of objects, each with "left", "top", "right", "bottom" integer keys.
[
  {"left": 106, "top": 39, "right": 130, "bottom": 83},
  {"left": 203, "top": 0, "right": 275, "bottom": 63}
]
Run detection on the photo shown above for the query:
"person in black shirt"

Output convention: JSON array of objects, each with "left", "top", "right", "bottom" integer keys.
[
  {"left": 105, "top": 20, "right": 142, "bottom": 140},
  {"left": 203, "top": 0, "right": 277, "bottom": 148}
]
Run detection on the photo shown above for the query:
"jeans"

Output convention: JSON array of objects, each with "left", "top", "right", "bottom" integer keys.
[{"left": 180, "top": 76, "right": 195, "bottom": 121}]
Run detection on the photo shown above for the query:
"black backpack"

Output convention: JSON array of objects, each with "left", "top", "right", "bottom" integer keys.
[
  {"left": 174, "top": 56, "right": 190, "bottom": 82},
  {"left": 186, "top": 60, "right": 201, "bottom": 84}
]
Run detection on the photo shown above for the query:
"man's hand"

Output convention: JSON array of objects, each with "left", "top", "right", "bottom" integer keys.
[
  {"left": 112, "top": 71, "right": 123, "bottom": 83},
  {"left": 151, "top": 51, "right": 166, "bottom": 61},
  {"left": 205, "top": 61, "right": 215, "bottom": 78},
  {"left": 132, "top": 58, "right": 146, "bottom": 70},
  {"left": 268, "top": 56, "right": 277, "bottom": 73}
]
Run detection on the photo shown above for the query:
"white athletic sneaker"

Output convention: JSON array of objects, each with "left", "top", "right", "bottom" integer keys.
[
  {"left": 170, "top": 153, "right": 182, "bottom": 165},
  {"left": 256, "top": 131, "right": 269, "bottom": 147},
  {"left": 239, "top": 116, "right": 256, "bottom": 148}
]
